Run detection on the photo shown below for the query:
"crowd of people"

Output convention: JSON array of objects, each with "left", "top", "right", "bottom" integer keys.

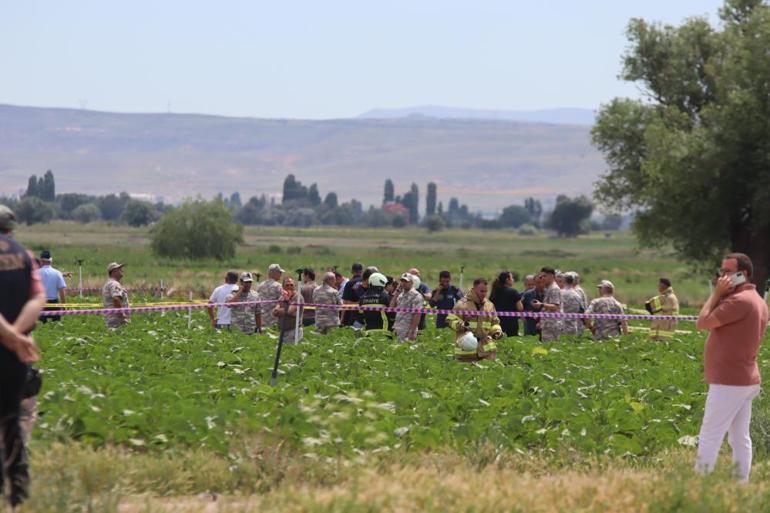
[{"left": 199, "top": 261, "right": 685, "bottom": 349}]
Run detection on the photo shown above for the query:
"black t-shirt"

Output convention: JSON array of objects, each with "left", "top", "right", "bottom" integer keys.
[
  {"left": 359, "top": 288, "right": 390, "bottom": 330},
  {"left": 341, "top": 275, "right": 363, "bottom": 325},
  {"left": 0, "top": 234, "right": 33, "bottom": 376},
  {"left": 430, "top": 285, "right": 463, "bottom": 328},
  {"left": 490, "top": 286, "right": 521, "bottom": 336},
  {"left": 521, "top": 288, "right": 544, "bottom": 336}
]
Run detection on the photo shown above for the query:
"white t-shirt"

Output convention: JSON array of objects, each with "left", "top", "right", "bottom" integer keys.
[{"left": 210, "top": 283, "right": 239, "bottom": 324}]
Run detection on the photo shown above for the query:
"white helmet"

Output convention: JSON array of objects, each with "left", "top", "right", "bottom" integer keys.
[
  {"left": 457, "top": 332, "right": 478, "bottom": 352},
  {"left": 368, "top": 272, "right": 387, "bottom": 287}
]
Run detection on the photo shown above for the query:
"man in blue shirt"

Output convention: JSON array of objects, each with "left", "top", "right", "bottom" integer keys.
[
  {"left": 429, "top": 270, "right": 462, "bottom": 328},
  {"left": 37, "top": 251, "right": 66, "bottom": 323}
]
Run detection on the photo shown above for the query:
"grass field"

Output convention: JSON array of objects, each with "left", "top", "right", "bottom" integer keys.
[
  {"left": 11, "top": 221, "right": 770, "bottom": 512},
  {"left": 16, "top": 221, "right": 715, "bottom": 307}
]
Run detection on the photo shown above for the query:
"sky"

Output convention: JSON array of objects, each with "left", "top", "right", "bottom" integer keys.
[{"left": 2, "top": 0, "right": 724, "bottom": 120}]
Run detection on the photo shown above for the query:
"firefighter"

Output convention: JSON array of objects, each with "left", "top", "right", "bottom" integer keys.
[
  {"left": 446, "top": 277, "right": 503, "bottom": 361},
  {"left": 646, "top": 277, "right": 680, "bottom": 339}
]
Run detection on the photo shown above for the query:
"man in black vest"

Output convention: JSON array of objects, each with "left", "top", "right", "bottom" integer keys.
[{"left": 0, "top": 205, "right": 45, "bottom": 508}]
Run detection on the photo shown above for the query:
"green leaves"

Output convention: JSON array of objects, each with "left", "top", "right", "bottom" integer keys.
[{"left": 37, "top": 314, "right": 716, "bottom": 459}]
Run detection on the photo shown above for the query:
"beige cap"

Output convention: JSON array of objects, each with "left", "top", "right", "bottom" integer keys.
[
  {"left": 0, "top": 205, "right": 17, "bottom": 232},
  {"left": 240, "top": 272, "right": 254, "bottom": 282},
  {"left": 596, "top": 279, "right": 615, "bottom": 291},
  {"left": 107, "top": 262, "right": 125, "bottom": 274},
  {"left": 268, "top": 263, "right": 285, "bottom": 273}
]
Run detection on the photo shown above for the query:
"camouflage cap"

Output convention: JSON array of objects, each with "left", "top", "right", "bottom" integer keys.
[
  {"left": 0, "top": 205, "right": 17, "bottom": 232},
  {"left": 596, "top": 279, "right": 615, "bottom": 291}
]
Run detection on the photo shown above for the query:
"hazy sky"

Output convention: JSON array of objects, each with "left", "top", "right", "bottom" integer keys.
[{"left": 3, "top": 0, "right": 723, "bottom": 119}]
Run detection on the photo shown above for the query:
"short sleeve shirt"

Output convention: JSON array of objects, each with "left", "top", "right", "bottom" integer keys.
[
  {"left": 394, "top": 288, "right": 423, "bottom": 333},
  {"left": 586, "top": 296, "right": 624, "bottom": 339},
  {"left": 209, "top": 283, "right": 239, "bottom": 324},
  {"left": 102, "top": 279, "right": 129, "bottom": 328},
  {"left": 39, "top": 265, "right": 66, "bottom": 300},
  {"left": 226, "top": 290, "right": 259, "bottom": 334},
  {"left": 256, "top": 279, "right": 284, "bottom": 328}
]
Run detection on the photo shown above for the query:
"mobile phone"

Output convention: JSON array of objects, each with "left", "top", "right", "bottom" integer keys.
[{"left": 731, "top": 272, "right": 746, "bottom": 287}]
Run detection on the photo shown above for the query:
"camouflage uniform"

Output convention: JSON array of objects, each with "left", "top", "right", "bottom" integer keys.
[
  {"left": 586, "top": 296, "right": 625, "bottom": 340},
  {"left": 102, "top": 278, "right": 129, "bottom": 328},
  {"left": 541, "top": 283, "right": 562, "bottom": 342},
  {"left": 561, "top": 287, "right": 585, "bottom": 337},
  {"left": 313, "top": 284, "right": 342, "bottom": 334},
  {"left": 226, "top": 290, "right": 259, "bottom": 334},
  {"left": 393, "top": 288, "right": 424, "bottom": 342},
  {"left": 256, "top": 279, "right": 283, "bottom": 329}
]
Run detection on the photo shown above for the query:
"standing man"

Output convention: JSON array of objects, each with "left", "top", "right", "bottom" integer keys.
[
  {"left": 38, "top": 250, "right": 67, "bottom": 323},
  {"left": 561, "top": 274, "right": 585, "bottom": 337},
  {"left": 408, "top": 267, "right": 431, "bottom": 330},
  {"left": 532, "top": 267, "right": 562, "bottom": 342},
  {"left": 226, "top": 272, "right": 260, "bottom": 334},
  {"left": 313, "top": 272, "right": 342, "bottom": 334},
  {"left": 300, "top": 268, "right": 317, "bottom": 328},
  {"left": 390, "top": 273, "right": 423, "bottom": 342},
  {"left": 341, "top": 263, "right": 364, "bottom": 326},
  {"left": 256, "top": 264, "right": 284, "bottom": 331},
  {"left": 429, "top": 270, "right": 463, "bottom": 328},
  {"left": 0, "top": 204, "right": 45, "bottom": 508},
  {"left": 585, "top": 280, "right": 628, "bottom": 340},
  {"left": 102, "top": 262, "right": 129, "bottom": 328},
  {"left": 648, "top": 278, "right": 680, "bottom": 339},
  {"left": 521, "top": 274, "right": 544, "bottom": 337},
  {"left": 208, "top": 270, "right": 239, "bottom": 330},
  {"left": 695, "top": 253, "right": 768, "bottom": 483}
]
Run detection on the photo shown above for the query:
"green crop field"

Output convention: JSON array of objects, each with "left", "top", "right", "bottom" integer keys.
[{"left": 12, "top": 222, "right": 770, "bottom": 512}]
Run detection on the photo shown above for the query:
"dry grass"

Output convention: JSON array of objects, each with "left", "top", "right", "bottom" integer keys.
[{"left": 21, "top": 445, "right": 770, "bottom": 512}]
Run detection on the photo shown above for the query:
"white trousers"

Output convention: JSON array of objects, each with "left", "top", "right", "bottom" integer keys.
[{"left": 696, "top": 383, "right": 760, "bottom": 482}]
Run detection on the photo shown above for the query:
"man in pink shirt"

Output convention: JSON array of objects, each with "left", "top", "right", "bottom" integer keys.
[{"left": 695, "top": 252, "right": 769, "bottom": 482}]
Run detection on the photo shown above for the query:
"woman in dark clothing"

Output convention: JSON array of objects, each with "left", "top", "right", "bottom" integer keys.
[{"left": 489, "top": 271, "right": 524, "bottom": 336}]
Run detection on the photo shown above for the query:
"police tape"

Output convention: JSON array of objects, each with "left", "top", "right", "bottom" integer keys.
[{"left": 39, "top": 299, "right": 699, "bottom": 322}]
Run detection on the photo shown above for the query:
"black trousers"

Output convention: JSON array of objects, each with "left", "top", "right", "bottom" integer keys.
[
  {"left": 41, "top": 298, "right": 60, "bottom": 322},
  {"left": 0, "top": 352, "right": 29, "bottom": 506}
]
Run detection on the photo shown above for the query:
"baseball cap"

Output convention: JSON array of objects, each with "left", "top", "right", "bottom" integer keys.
[
  {"left": 400, "top": 272, "right": 414, "bottom": 283},
  {"left": 107, "top": 262, "right": 125, "bottom": 274},
  {"left": 0, "top": 205, "right": 17, "bottom": 232},
  {"left": 240, "top": 272, "right": 254, "bottom": 282},
  {"left": 596, "top": 279, "right": 615, "bottom": 291},
  {"left": 268, "top": 263, "right": 285, "bottom": 273},
  {"left": 40, "top": 250, "right": 52, "bottom": 260}
]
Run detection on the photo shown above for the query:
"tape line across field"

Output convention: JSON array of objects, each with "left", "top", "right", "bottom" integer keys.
[{"left": 40, "top": 299, "right": 700, "bottom": 321}]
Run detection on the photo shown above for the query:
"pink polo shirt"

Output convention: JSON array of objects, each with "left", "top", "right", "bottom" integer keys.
[{"left": 704, "top": 283, "right": 769, "bottom": 386}]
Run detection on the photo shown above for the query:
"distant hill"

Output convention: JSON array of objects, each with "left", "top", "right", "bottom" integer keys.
[
  {"left": 0, "top": 104, "right": 605, "bottom": 210},
  {"left": 359, "top": 105, "right": 596, "bottom": 126}
]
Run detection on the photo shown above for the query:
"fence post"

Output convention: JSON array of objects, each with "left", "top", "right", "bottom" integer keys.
[
  {"left": 271, "top": 300, "right": 289, "bottom": 386},
  {"left": 187, "top": 291, "right": 193, "bottom": 329}
]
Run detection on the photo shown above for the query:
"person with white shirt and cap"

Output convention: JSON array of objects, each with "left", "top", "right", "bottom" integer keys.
[
  {"left": 37, "top": 250, "right": 66, "bottom": 323},
  {"left": 208, "top": 270, "right": 240, "bottom": 330}
]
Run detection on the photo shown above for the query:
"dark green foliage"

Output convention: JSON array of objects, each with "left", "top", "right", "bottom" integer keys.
[
  {"left": 384, "top": 179, "right": 395, "bottom": 204},
  {"left": 592, "top": 0, "right": 770, "bottom": 288},
  {"left": 71, "top": 203, "right": 101, "bottom": 223},
  {"left": 150, "top": 199, "right": 243, "bottom": 260},
  {"left": 426, "top": 182, "right": 437, "bottom": 217},
  {"left": 547, "top": 195, "right": 595, "bottom": 237},
  {"left": 499, "top": 205, "right": 533, "bottom": 229},
  {"left": 122, "top": 200, "right": 157, "bottom": 227},
  {"left": 16, "top": 196, "right": 56, "bottom": 225}
]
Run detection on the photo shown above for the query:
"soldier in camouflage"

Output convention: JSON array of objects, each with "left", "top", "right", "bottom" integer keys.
[
  {"left": 586, "top": 280, "right": 628, "bottom": 340},
  {"left": 313, "top": 272, "right": 342, "bottom": 334},
  {"left": 256, "top": 263, "right": 284, "bottom": 331},
  {"left": 390, "top": 273, "right": 423, "bottom": 342},
  {"left": 533, "top": 267, "right": 562, "bottom": 342},
  {"left": 226, "top": 272, "right": 260, "bottom": 334},
  {"left": 561, "top": 273, "right": 586, "bottom": 337},
  {"left": 102, "top": 262, "right": 129, "bottom": 328}
]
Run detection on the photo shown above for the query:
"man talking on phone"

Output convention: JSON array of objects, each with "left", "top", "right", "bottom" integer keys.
[{"left": 695, "top": 252, "right": 769, "bottom": 482}]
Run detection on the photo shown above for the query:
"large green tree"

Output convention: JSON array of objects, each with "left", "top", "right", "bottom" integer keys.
[
  {"left": 592, "top": 0, "right": 770, "bottom": 290},
  {"left": 547, "top": 195, "right": 594, "bottom": 237}
]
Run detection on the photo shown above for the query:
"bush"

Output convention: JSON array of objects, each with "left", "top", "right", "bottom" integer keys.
[
  {"left": 16, "top": 197, "right": 56, "bottom": 225},
  {"left": 71, "top": 203, "right": 102, "bottom": 224},
  {"left": 268, "top": 245, "right": 282, "bottom": 254},
  {"left": 517, "top": 224, "right": 538, "bottom": 236},
  {"left": 150, "top": 199, "right": 243, "bottom": 260},
  {"left": 424, "top": 215, "right": 446, "bottom": 233},
  {"left": 122, "top": 200, "right": 157, "bottom": 227}
]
